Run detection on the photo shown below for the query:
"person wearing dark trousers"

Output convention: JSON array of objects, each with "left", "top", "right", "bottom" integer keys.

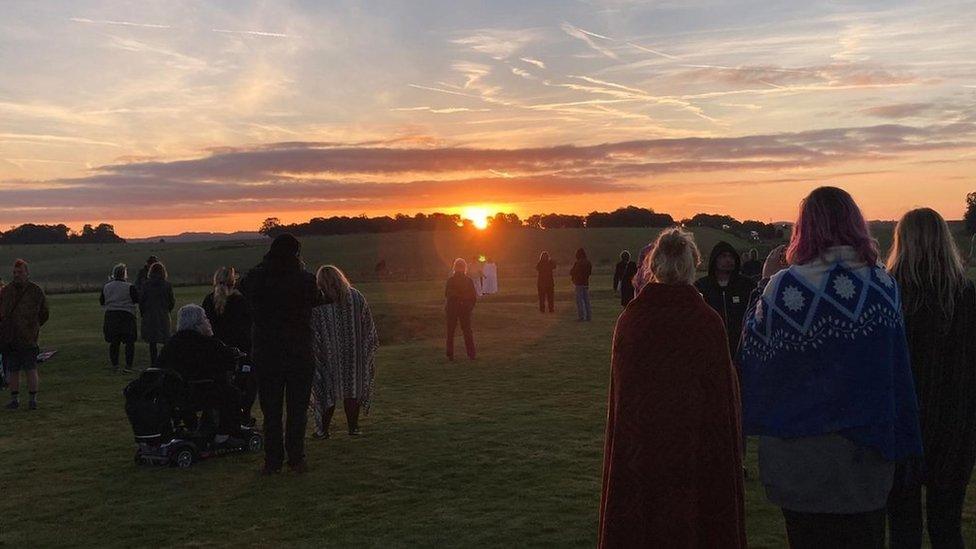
[
  {"left": 202, "top": 266, "right": 256, "bottom": 426},
  {"left": 101, "top": 263, "right": 139, "bottom": 374},
  {"left": 139, "top": 262, "right": 174, "bottom": 366},
  {"left": 695, "top": 241, "right": 756, "bottom": 356},
  {"left": 612, "top": 250, "right": 638, "bottom": 307},
  {"left": 240, "top": 234, "right": 323, "bottom": 475},
  {"left": 445, "top": 258, "right": 477, "bottom": 360},
  {"left": 570, "top": 248, "right": 592, "bottom": 321},
  {"left": 885, "top": 208, "right": 976, "bottom": 549},
  {"left": 535, "top": 251, "right": 556, "bottom": 313}
]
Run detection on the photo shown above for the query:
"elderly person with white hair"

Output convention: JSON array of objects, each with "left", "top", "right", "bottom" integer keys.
[
  {"left": 599, "top": 227, "right": 746, "bottom": 548},
  {"left": 156, "top": 304, "right": 242, "bottom": 440},
  {"left": 445, "top": 257, "right": 478, "bottom": 361}
]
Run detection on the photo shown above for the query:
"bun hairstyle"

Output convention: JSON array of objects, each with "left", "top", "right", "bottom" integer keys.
[{"left": 647, "top": 227, "right": 701, "bottom": 285}]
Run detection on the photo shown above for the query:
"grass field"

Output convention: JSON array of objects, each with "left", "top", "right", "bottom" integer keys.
[
  {"left": 0, "top": 227, "right": 757, "bottom": 293},
  {"left": 1, "top": 273, "right": 974, "bottom": 547}
]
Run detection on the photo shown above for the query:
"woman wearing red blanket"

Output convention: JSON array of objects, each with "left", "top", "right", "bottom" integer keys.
[{"left": 599, "top": 227, "right": 746, "bottom": 548}]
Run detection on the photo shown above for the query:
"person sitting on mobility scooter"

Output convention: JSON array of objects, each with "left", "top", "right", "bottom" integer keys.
[{"left": 156, "top": 304, "right": 246, "bottom": 446}]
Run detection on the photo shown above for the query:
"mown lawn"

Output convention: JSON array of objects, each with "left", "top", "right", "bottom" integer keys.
[{"left": 1, "top": 276, "right": 973, "bottom": 547}]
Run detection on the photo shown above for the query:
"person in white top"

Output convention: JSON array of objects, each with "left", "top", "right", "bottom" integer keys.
[
  {"left": 482, "top": 257, "right": 498, "bottom": 295},
  {"left": 100, "top": 263, "right": 139, "bottom": 373}
]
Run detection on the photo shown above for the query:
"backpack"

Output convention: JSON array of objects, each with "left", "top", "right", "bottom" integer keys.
[{"left": 123, "top": 368, "right": 184, "bottom": 442}]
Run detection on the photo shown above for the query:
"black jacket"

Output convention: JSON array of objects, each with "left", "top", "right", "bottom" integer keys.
[
  {"left": 694, "top": 241, "right": 756, "bottom": 356},
  {"left": 202, "top": 291, "right": 252, "bottom": 355},
  {"left": 614, "top": 260, "right": 638, "bottom": 306},
  {"left": 157, "top": 329, "right": 238, "bottom": 384},
  {"left": 239, "top": 255, "right": 322, "bottom": 364},
  {"left": 902, "top": 281, "right": 976, "bottom": 488}
]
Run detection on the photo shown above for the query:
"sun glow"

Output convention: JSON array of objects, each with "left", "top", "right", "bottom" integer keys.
[{"left": 461, "top": 206, "right": 491, "bottom": 230}]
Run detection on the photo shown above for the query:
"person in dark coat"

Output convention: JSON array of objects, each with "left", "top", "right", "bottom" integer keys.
[
  {"left": 445, "top": 258, "right": 478, "bottom": 360},
  {"left": 740, "top": 249, "right": 763, "bottom": 281},
  {"left": 570, "top": 248, "right": 593, "bottom": 321},
  {"left": 612, "top": 251, "right": 638, "bottom": 307},
  {"left": 535, "top": 251, "right": 556, "bottom": 313},
  {"left": 694, "top": 241, "right": 756, "bottom": 355},
  {"left": 135, "top": 255, "right": 159, "bottom": 292},
  {"left": 157, "top": 304, "right": 242, "bottom": 441},
  {"left": 202, "top": 266, "right": 255, "bottom": 425},
  {"left": 139, "top": 262, "right": 175, "bottom": 366},
  {"left": 101, "top": 263, "right": 139, "bottom": 373},
  {"left": 239, "top": 233, "right": 323, "bottom": 474},
  {"left": 599, "top": 228, "right": 746, "bottom": 548},
  {"left": 885, "top": 208, "right": 976, "bottom": 549}
]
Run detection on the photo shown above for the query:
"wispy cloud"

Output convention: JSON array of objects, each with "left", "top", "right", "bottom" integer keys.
[
  {"left": 210, "top": 28, "right": 297, "bottom": 39},
  {"left": 519, "top": 57, "right": 546, "bottom": 69},
  {"left": 69, "top": 17, "right": 171, "bottom": 29},
  {"left": 560, "top": 23, "right": 618, "bottom": 60},
  {"left": 451, "top": 29, "right": 543, "bottom": 59}
]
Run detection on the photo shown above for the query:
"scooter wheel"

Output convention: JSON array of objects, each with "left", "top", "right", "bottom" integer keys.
[
  {"left": 248, "top": 434, "right": 263, "bottom": 453},
  {"left": 174, "top": 448, "right": 195, "bottom": 469}
]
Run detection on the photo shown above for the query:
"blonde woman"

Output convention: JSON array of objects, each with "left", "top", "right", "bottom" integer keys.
[
  {"left": 599, "top": 228, "right": 746, "bottom": 547},
  {"left": 202, "top": 267, "right": 256, "bottom": 425},
  {"left": 886, "top": 208, "right": 976, "bottom": 548},
  {"left": 310, "top": 265, "right": 378, "bottom": 438}
]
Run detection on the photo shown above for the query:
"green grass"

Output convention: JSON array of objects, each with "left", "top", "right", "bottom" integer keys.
[
  {"left": 0, "top": 227, "right": 756, "bottom": 293},
  {"left": 1, "top": 279, "right": 974, "bottom": 546}
]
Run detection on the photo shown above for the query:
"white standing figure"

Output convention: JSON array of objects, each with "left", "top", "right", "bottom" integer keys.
[{"left": 483, "top": 259, "right": 498, "bottom": 295}]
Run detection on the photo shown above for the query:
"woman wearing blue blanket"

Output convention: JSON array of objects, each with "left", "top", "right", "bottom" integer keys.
[{"left": 738, "top": 187, "right": 923, "bottom": 549}]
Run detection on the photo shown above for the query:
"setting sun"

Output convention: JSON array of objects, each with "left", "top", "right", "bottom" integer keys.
[{"left": 462, "top": 206, "right": 491, "bottom": 230}]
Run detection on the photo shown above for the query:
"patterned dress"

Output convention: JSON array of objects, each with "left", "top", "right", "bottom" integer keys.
[{"left": 310, "top": 288, "right": 379, "bottom": 428}]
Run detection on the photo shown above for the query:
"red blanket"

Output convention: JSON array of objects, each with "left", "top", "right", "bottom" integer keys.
[{"left": 599, "top": 283, "right": 746, "bottom": 548}]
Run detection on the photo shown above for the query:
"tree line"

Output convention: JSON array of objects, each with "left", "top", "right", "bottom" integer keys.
[
  {"left": 0, "top": 223, "right": 125, "bottom": 245},
  {"left": 260, "top": 205, "right": 785, "bottom": 241}
]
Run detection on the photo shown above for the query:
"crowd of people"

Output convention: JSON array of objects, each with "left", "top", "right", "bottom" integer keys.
[
  {"left": 599, "top": 187, "right": 976, "bottom": 549},
  {"left": 2, "top": 184, "right": 974, "bottom": 545}
]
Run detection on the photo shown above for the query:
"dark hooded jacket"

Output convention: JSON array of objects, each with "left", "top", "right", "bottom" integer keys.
[
  {"left": 694, "top": 241, "right": 756, "bottom": 356},
  {"left": 239, "top": 235, "right": 323, "bottom": 365}
]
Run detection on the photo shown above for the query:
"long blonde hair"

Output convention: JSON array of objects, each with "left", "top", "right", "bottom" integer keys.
[
  {"left": 212, "top": 266, "right": 238, "bottom": 315},
  {"left": 316, "top": 265, "right": 352, "bottom": 306},
  {"left": 886, "top": 208, "right": 966, "bottom": 318}
]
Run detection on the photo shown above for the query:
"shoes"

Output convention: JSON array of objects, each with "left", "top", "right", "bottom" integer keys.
[
  {"left": 119, "top": 367, "right": 134, "bottom": 374},
  {"left": 311, "top": 430, "right": 330, "bottom": 440},
  {"left": 258, "top": 462, "right": 281, "bottom": 476},
  {"left": 5, "top": 400, "right": 19, "bottom": 410},
  {"left": 28, "top": 400, "right": 37, "bottom": 411},
  {"left": 287, "top": 460, "right": 309, "bottom": 474},
  {"left": 348, "top": 428, "right": 361, "bottom": 436}
]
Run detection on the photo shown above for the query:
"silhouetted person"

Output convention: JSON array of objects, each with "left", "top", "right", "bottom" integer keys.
[
  {"left": 240, "top": 234, "right": 323, "bottom": 474},
  {"left": 695, "top": 241, "right": 756, "bottom": 356},
  {"left": 202, "top": 267, "right": 255, "bottom": 426},
  {"left": 612, "top": 251, "right": 638, "bottom": 307},
  {"left": 536, "top": 251, "right": 556, "bottom": 313},
  {"left": 445, "top": 258, "right": 477, "bottom": 360},
  {"left": 570, "top": 248, "right": 592, "bottom": 321},
  {"left": 1, "top": 259, "right": 49, "bottom": 410},
  {"left": 140, "top": 262, "right": 174, "bottom": 367}
]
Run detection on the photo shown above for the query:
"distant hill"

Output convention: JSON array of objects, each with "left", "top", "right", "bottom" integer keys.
[{"left": 128, "top": 231, "right": 267, "bottom": 243}]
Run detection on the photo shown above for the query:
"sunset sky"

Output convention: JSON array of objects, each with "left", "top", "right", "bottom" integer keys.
[{"left": 1, "top": 0, "right": 975, "bottom": 237}]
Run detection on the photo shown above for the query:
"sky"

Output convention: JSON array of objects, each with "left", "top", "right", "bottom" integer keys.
[{"left": 1, "top": 0, "right": 975, "bottom": 238}]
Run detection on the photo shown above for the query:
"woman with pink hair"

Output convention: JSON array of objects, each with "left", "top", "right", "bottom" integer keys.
[{"left": 738, "top": 187, "right": 922, "bottom": 548}]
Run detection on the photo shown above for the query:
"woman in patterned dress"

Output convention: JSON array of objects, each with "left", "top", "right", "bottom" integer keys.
[{"left": 309, "top": 265, "right": 378, "bottom": 438}]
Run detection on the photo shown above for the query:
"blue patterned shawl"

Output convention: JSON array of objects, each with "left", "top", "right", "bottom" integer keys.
[{"left": 738, "top": 246, "right": 923, "bottom": 462}]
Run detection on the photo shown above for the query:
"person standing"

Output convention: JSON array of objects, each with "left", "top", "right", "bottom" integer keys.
[
  {"left": 445, "top": 258, "right": 477, "bottom": 361},
  {"left": 570, "top": 248, "right": 592, "bottom": 321},
  {"left": 309, "top": 266, "right": 379, "bottom": 438},
  {"left": 536, "top": 251, "right": 556, "bottom": 313},
  {"left": 482, "top": 257, "right": 499, "bottom": 295},
  {"left": 101, "top": 263, "right": 139, "bottom": 374},
  {"left": 612, "top": 251, "right": 638, "bottom": 307},
  {"left": 695, "top": 241, "right": 756, "bottom": 356},
  {"left": 135, "top": 255, "right": 159, "bottom": 292},
  {"left": 140, "top": 262, "right": 174, "bottom": 367},
  {"left": 599, "top": 228, "right": 746, "bottom": 548},
  {"left": 738, "top": 187, "right": 922, "bottom": 548},
  {"left": 886, "top": 208, "right": 976, "bottom": 549},
  {"left": 202, "top": 267, "right": 256, "bottom": 426},
  {"left": 1, "top": 260, "right": 49, "bottom": 410},
  {"left": 240, "top": 234, "right": 323, "bottom": 474}
]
